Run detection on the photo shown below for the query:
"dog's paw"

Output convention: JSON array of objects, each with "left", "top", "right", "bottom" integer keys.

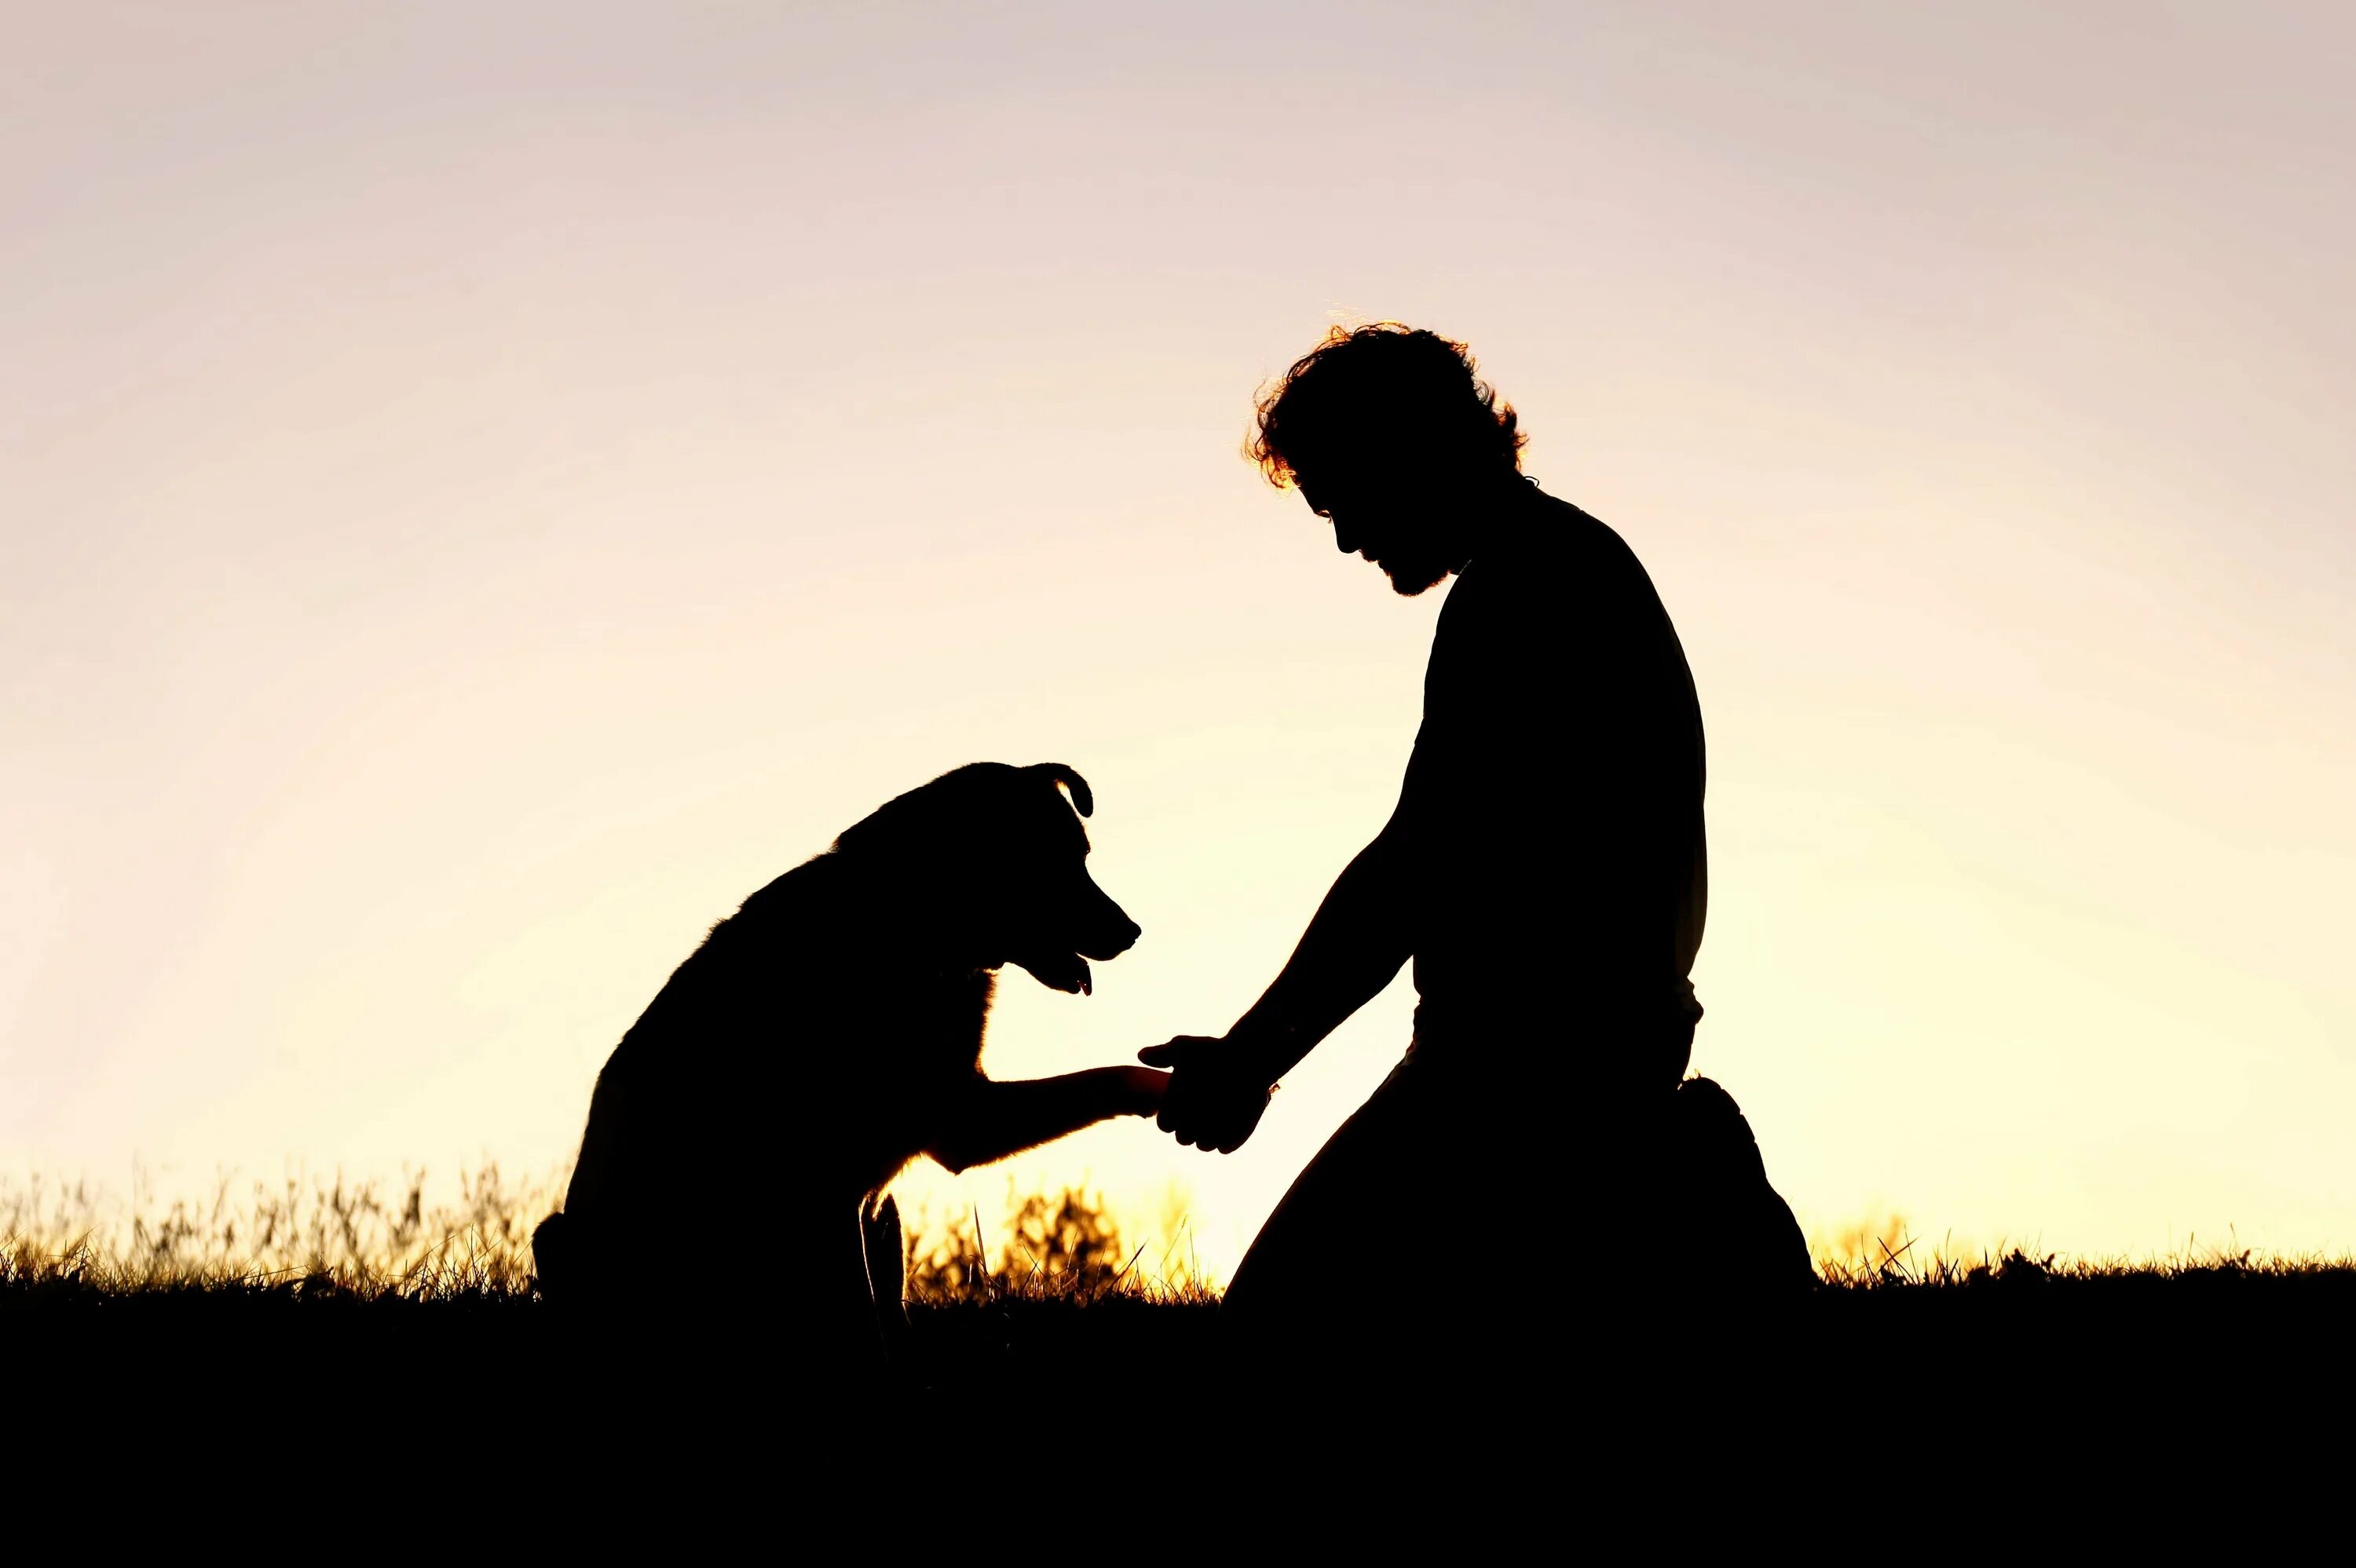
[{"left": 1120, "top": 1065, "right": 1171, "bottom": 1114}]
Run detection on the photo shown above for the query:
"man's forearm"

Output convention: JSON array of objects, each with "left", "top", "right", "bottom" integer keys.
[{"left": 1229, "top": 832, "right": 1415, "bottom": 1081}]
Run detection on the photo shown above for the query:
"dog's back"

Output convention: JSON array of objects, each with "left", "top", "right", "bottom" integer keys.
[{"left": 540, "top": 854, "right": 977, "bottom": 1305}]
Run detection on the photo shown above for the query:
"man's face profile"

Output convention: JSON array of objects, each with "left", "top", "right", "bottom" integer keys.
[{"left": 1295, "top": 459, "right": 1462, "bottom": 598}]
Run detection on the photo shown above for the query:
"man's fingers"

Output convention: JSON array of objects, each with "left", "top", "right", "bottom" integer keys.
[
  {"left": 1141, "top": 1034, "right": 1224, "bottom": 1068},
  {"left": 1152, "top": 1068, "right": 1269, "bottom": 1153}
]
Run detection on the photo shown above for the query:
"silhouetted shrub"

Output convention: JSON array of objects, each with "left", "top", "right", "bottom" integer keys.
[{"left": 905, "top": 1186, "right": 1151, "bottom": 1305}]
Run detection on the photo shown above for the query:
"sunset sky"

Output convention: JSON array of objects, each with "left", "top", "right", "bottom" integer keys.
[{"left": 6, "top": 2, "right": 2352, "bottom": 1279}]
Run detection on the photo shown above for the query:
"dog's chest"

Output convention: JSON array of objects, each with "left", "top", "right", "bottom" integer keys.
[{"left": 883, "top": 967, "right": 993, "bottom": 1078}]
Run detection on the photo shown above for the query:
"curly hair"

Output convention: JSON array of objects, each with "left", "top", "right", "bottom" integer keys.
[{"left": 1246, "top": 323, "right": 1527, "bottom": 488}]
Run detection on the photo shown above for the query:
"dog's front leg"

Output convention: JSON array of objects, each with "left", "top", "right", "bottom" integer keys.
[
  {"left": 923, "top": 1067, "right": 1165, "bottom": 1174},
  {"left": 862, "top": 1192, "right": 911, "bottom": 1358}
]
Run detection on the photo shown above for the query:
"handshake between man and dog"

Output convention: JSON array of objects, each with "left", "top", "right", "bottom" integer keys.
[{"left": 532, "top": 762, "right": 1165, "bottom": 1354}]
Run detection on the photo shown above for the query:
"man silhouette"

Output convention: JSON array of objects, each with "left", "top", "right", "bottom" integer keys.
[{"left": 1144, "top": 325, "right": 1800, "bottom": 1363}]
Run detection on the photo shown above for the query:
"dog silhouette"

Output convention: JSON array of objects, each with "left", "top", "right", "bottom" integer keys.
[{"left": 532, "top": 762, "right": 1160, "bottom": 1362}]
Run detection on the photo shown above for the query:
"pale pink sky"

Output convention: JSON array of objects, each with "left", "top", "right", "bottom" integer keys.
[{"left": 5, "top": 2, "right": 2352, "bottom": 1274}]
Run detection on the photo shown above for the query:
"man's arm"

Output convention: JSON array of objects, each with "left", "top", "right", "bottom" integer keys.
[
  {"left": 1140, "top": 761, "right": 1436, "bottom": 1150},
  {"left": 1222, "top": 816, "right": 1419, "bottom": 1082}
]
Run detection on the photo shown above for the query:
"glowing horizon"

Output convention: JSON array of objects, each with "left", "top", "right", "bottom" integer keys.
[{"left": 5, "top": 3, "right": 2353, "bottom": 1283}]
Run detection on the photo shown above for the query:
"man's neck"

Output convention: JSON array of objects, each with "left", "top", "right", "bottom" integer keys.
[{"left": 1458, "top": 474, "right": 1550, "bottom": 567}]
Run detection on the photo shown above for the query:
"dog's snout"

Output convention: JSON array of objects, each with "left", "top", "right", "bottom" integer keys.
[
  {"left": 1074, "top": 882, "right": 1141, "bottom": 960},
  {"left": 1088, "top": 910, "right": 1140, "bottom": 959}
]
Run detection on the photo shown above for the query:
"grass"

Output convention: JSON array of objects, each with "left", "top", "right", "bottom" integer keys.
[
  {"left": 9, "top": 1164, "right": 2353, "bottom": 1305},
  {"left": 9, "top": 1168, "right": 2354, "bottom": 1425},
  {"left": 1, "top": 1164, "right": 553, "bottom": 1303},
  {"left": 0, "top": 1168, "right": 1224, "bottom": 1306}
]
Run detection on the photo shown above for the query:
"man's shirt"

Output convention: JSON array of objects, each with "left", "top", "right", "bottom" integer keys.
[{"left": 1403, "top": 495, "right": 1708, "bottom": 1071}]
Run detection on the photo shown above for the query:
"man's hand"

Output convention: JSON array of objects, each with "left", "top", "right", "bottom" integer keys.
[{"left": 1138, "top": 1035, "right": 1278, "bottom": 1153}]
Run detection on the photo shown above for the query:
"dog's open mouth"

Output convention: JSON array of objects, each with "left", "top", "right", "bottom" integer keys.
[{"left": 1011, "top": 950, "right": 1092, "bottom": 996}]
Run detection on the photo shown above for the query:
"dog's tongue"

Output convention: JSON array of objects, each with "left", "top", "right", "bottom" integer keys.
[{"left": 1019, "top": 952, "right": 1092, "bottom": 996}]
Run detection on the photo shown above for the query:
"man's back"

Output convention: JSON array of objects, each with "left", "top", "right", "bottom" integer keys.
[{"left": 1407, "top": 495, "right": 1707, "bottom": 1082}]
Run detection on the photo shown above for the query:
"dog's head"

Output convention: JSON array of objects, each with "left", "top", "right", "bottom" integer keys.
[{"left": 832, "top": 762, "right": 1140, "bottom": 994}]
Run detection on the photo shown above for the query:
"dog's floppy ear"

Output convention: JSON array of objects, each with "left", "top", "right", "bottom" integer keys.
[{"left": 1030, "top": 762, "right": 1093, "bottom": 818}]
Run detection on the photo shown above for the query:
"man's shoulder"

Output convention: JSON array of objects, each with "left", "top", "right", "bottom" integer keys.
[
  {"left": 1523, "top": 495, "right": 1644, "bottom": 575},
  {"left": 1450, "top": 495, "right": 1645, "bottom": 615}
]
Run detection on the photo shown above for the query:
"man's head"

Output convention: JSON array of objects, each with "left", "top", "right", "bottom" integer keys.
[{"left": 1246, "top": 324, "right": 1528, "bottom": 595}]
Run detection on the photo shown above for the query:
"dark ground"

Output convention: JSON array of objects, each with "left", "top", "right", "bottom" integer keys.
[
  {"left": 14, "top": 1255, "right": 2354, "bottom": 1411},
  {"left": 10, "top": 1265, "right": 2349, "bottom": 1519}
]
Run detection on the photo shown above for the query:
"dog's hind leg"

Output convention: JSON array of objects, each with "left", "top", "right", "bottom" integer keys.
[{"left": 530, "top": 1212, "right": 570, "bottom": 1300}]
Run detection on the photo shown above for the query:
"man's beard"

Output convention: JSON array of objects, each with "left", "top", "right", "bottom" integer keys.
[{"left": 1382, "top": 554, "right": 1455, "bottom": 596}]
